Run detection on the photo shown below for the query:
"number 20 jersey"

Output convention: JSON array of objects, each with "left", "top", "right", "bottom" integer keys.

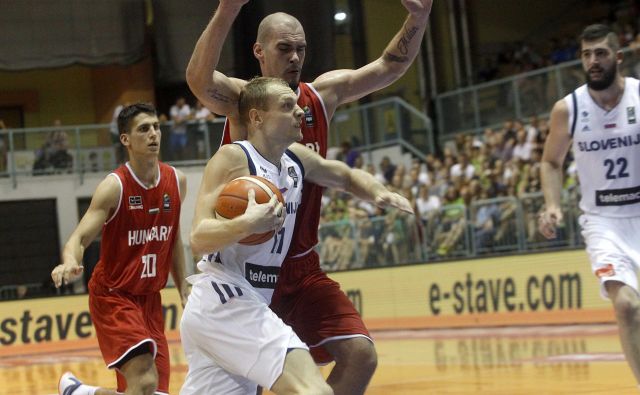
[
  {"left": 566, "top": 77, "right": 640, "bottom": 217},
  {"left": 90, "top": 162, "right": 181, "bottom": 295}
]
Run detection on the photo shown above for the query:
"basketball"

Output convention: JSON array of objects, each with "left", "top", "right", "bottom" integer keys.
[{"left": 215, "top": 175, "right": 285, "bottom": 245}]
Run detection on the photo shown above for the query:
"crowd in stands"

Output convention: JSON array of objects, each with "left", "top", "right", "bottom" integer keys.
[
  {"left": 476, "top": 8, "right": 640, "bottom": 83},
  {"left": 319, "top": 115, "right": 580, "bottom": 271}
]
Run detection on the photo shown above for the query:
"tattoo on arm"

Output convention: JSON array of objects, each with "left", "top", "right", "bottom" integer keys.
[
  {"left": 397, "top": 25, "right": 419, "bottom": 55},
  {"left": 383, "top": 25, "right": 420, "bottom": 63},
  {"left": 206, "top": 88, "right": 237, "bottom": 104},
  {"left": 383, "top": 52, "right": 409, "bottom": 63}
]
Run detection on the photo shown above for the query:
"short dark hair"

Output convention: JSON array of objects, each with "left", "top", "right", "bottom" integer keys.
[
  {"left": 238, "top": 77, "right": 290, "bottom": 127},
  {"left": 117, "top": 103, "right": 157, "bottom": 135},
  {"left": 579, "top": 24, "right": 620, "bottom": 51}
]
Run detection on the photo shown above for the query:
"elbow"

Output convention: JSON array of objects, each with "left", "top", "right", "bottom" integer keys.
[
  {"left": 189, "top": 231, "right": 207, "bottom": 257},
  {"left": 185, "top": 67, "right": 202, "bottom": 92}
]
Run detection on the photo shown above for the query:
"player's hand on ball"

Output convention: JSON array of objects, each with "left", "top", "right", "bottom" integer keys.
[{"left": 244, "top": 189, "right": 285, "bottom": 233}]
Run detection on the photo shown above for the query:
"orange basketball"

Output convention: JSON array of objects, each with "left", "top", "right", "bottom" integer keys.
[{"left": 215, "top": 175, "right": 285, "bottom": 245}]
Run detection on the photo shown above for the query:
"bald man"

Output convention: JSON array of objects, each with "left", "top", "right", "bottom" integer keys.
[{"left": 187, "top": 1, "right": 432, "bottom": 393}]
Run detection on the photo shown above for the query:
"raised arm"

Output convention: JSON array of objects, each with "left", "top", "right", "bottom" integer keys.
[
  {"left": 171, "top": 170, "right": 189, "bottom": 307},
  {"left": 539, "top": 99, "right": 572, "bottom": 239},
  {"left": 190, "top": 145, "right": 284, "bottom": 256},
  {"left": 186, "top": 0, "right": 250, "bottom": 118},
  {"left": 312, "top": 0, "right": 433, "bottom": 116},
  {"left": 289, "top": 144, "right": 413, "bottom": 213},
  {"left": 51, "top": 175, "right": 120, "bottom": 287}
]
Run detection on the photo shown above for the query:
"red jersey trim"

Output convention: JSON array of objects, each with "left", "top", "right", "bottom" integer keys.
[
  {"left": 125, "top": 162, "right": 162, "bottom": 190},
  {"left": 105, "top": 173, "right": 123, "bottom": 225},
  {"left": 171, "top": 166, "right": 181, "bottom": 197},
  {"left": 305, "top": 83, "right": 329, "bottom": 130}
]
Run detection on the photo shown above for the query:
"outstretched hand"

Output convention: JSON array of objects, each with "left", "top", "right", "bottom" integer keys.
[
  {"left": 538, "top": 207, "right": 563, "bottom": 239},
  {"left": 51, "top": 261, "right": 84, "bottom": 288},
  {"left": 401, "top": 0, "right": 433, "bottom": 19},
  {"left": 375, "top": 191, "right": 415, "bottom": 214}
]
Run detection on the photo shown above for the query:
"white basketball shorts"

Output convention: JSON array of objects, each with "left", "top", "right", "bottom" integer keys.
[
  {"left": 579, "top": 214, "right": 640, "bottom": 299},
  {"left": 179, "top": 273, "right": 308, "bottom": 395}
]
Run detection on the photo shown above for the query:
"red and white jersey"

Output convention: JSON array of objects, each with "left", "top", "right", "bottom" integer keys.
[
  {"left": 221, "top": 82, "right": 329, "bottom": 256},
  {"left": 90, "top": 162, "right": 181, "bottom": 295}
]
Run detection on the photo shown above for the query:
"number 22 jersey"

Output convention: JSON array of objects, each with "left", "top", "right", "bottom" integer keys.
[{"left": 566, "top": 77, "right": 640, "bottom": 217}]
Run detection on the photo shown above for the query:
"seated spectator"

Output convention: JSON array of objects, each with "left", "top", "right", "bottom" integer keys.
[
  {"left": 450, "top": 152, "right": 475, "bottom": 181},
  {"left": 434, "top": 188, "right": 467, "bottom": 256},
  {"left": 49, "top": 121, "right": 73, "bottom": 173},
  {"left": 379, "top": 156, "right": 397, "bottom": 184},
  {"left": 512, "top": 129, "right": 533, "bottom": 162},
  {"left": 415, "top": 184, "right": 441, "bottom": 226},
  {"left": 337, "top": 140, "right": 360, "bottom": 168},
  {"left": 473, "top": 187, "right": 500, "bottom": 252}
]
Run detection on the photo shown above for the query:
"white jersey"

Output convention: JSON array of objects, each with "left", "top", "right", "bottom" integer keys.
[
  {"left": 565, "top": 77, "right": 640, "bottom": 217},
  {"left": 197, "top": 140, "right": 304, "bottom": 302}
]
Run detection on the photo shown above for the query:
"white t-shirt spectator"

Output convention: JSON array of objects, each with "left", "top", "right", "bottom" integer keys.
[
  {"left": 416, "top": 195, "right": 441, "bottom": 219},
  {"left": 512, "top": 141, "right": 533, "bottom": 161},
  {"left": 450, "top": 163, "right": 475, "bottom": 180},
  {"left": 170, "top": 104, "right": 191, "bottom": 135}
]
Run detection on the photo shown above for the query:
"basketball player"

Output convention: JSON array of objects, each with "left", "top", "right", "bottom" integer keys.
[
  {"left": 539, "top": 24, "right": 640, "bottom": 386},
  {"left": 187, "top": 1, "right": 432, "bottom": 392},
  {"left": 52, "top": 103, "right": 189, "bottom": 395},
  {"left": 181, "top": 77, "right": 412, "bottom": 394}
]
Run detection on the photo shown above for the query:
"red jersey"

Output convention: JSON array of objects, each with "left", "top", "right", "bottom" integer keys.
[
  {"left": 222, "top": 82, "right": 328, "bottom": 255},
  {"left": 90, "top": 162, "right": 181, "bottom": 295}
]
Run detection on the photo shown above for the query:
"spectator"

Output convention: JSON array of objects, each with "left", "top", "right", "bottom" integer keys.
[
  {"left": 473, "top": 187, "right": 500, "bottom": 252},
  {"left": 450, "top": 152, "right": 475, "bottom": 181},
  {"left": 192, "top": 100, "right": 215, "bottom": 159},
  {"left": 49, "top": 120, "right": 73, "bottom": 173},
  {"left": 169, "top": 97, "right": 191, "bottom": 160},
  {"left": 379, "top": 156, "right": 397, "bottom": 184},
  {"left": 512, "top": 128, "right": 533, "bottom": 162},
  {"left": 0, "top": 119, "right": 7, "bottom": 175},
  {"left": 337, "top": 141, "right": 361, "bottom": 168}
]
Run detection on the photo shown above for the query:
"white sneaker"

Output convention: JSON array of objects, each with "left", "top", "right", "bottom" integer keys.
[{"left": 58, "top": 371, "right": 83, "bottom": 395}]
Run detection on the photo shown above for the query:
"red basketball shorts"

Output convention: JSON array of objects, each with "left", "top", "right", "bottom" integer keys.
[
  {"left": 88, "top": 283, "right": 170, "bottom": 393},
  {"left": 270, "top": 250, "right": 371, "bottom": 364}
]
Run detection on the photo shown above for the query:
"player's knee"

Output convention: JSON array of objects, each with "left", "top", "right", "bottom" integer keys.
[
  {"left": 335, "top": 338, "right": 377, "bottom": 373},
  {"left": 611, "top": 286, "right": 640, "bottom": 321},
  {"left": 137, "top": 368, "right": 159, "bottom": 395},
  {"left": 614, "top": 295, "right": 640, "bottom": 321},
  {"left": 352, "top": 340, "right": 378, "bottom": 373}
]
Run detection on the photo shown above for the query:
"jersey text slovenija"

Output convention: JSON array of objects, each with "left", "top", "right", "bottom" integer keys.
[{"left": 565, "top": 77, "right": 640, "bottom": 217}]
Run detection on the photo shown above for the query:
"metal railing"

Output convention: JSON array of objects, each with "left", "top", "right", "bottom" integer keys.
[
  {"left": 0, "top": 97, "right": 434, "bottom": 188},
  {"left": 316, "top": 190, "right": 583, "bottom": 272},
  {"left": 329, "top": 97, "right": 435, "bottom": 162},
  {"left": 435, "top": 45, "right": 640, "bottom": 139}
]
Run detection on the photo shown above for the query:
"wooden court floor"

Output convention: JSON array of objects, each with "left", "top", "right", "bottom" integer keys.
[{"left": 1, "top": 324, "right": 637, "bottom": 395}]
